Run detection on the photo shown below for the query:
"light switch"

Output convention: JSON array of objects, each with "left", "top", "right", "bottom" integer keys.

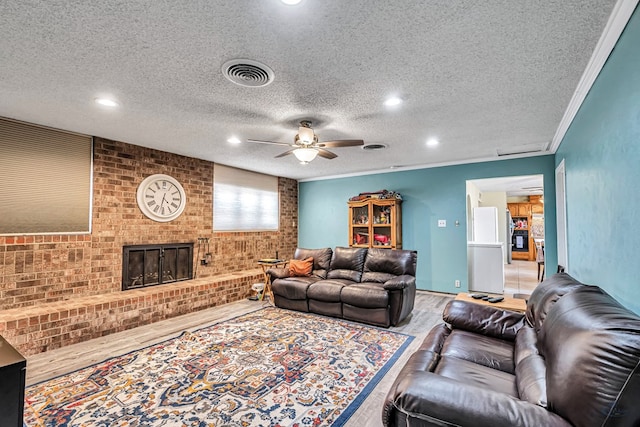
[{"left": 438, "top": 220, "right": 446, "bottom": 227}]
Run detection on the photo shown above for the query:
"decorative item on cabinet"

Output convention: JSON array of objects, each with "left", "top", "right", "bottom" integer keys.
[{"left": 348, "top": 194, "right": 402, "bottom": 249}]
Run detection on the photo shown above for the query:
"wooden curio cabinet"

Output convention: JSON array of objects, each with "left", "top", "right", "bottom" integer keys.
[{"left": 348, "top": 199, "right": 402, "bottom": 249}]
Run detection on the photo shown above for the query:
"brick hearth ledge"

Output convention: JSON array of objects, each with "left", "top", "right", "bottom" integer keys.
[{"left": 0, "top": 269, "right": 263, "bottom": 356}]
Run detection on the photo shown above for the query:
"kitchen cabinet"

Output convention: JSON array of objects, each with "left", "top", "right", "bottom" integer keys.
[
  {"left": 349, "top": 198, "right": 402, "bottom": 249},
  {"left": 509, "top": 203, "right": 533, "bottom": 261},
  {"left": 517, "top": 203, "right": 531, "bottom": 216},
  {"left": 508, "top": 203, "right": 532, "bottom": 217},
  {"left": 531, "top": 203, "right": 544, "bottom": 214},
  {"left": 508, "top": 200, "right": 543, "bottom": 261}
]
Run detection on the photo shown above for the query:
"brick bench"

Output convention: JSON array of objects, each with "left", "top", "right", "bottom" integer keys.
[{"left": 0, "top": 269, "right": 263, "bottom": 356}]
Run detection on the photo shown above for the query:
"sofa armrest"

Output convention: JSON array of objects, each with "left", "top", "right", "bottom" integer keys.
[
  {"left": 266, "top": 267, "right": 290, "bottom": 280},
  {"left": 383, "top": 371, "right": 571, "bottom": 427},
  {"left": 443, "top": 300, "right": 525, "bottom": 341},
  {"left": 383, "top": 275, "right": 415, "bottom": 291}
]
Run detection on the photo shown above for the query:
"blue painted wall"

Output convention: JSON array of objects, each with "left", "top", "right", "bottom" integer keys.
[
  {"left": 299, "top": 155, "right": 557, "bottom": 294},
  {"left": 556, "top": 6, "right": 640, "bottom": 314}
]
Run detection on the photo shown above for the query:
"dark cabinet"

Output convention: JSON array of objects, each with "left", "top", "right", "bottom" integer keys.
[{"left": 0, "top": 336, "right": 26, "bottom": 427}]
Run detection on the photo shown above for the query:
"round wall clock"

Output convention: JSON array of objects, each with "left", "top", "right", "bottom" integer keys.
[{"left": 136, "top": 174, "right": 186, "bottom": 222}]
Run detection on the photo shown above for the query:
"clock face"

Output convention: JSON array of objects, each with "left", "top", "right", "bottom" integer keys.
[{"left": 136, "top": 174, "right": 186, "bottom": 222}]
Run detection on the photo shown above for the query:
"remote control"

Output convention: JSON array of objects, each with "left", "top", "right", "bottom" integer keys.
[
  {"left": 488, "top": 297, "right": 504, "bottom": 303},
  {"left": 470, "top": 293, "right": 487, "bottom": 299}
]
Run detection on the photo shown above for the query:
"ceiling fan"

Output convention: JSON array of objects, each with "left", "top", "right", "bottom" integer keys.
[{"left": 247, "top": 120, "right": 364, "bottom": 164}]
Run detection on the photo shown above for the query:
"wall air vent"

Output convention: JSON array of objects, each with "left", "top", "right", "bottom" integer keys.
[
  {"left": 362, "top": 144, "right": 387, "bottom": 151},
  {"left": 496, "top": 142, "right": 549, "bottom": 157},
  {"left": 222, "top": 59, "right": 274, "bottom": 87}
]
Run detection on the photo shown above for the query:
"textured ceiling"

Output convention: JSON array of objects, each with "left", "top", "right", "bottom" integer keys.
[{"left": 0, "top": 1, "right": 618, "bottom": 180}]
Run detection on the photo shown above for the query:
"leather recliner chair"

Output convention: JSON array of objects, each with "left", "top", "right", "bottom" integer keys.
[{"left": 383, "top": 273, "right": 640, "bottom": 427}]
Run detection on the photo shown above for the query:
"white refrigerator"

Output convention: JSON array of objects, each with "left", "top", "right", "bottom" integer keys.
[{"left": 468, "top": 207, "right": 504, "bottom": 294}]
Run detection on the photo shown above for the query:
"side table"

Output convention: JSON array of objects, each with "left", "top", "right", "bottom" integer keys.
[{"left": 257, "top": 259, "right": 288, "bottom": 303}]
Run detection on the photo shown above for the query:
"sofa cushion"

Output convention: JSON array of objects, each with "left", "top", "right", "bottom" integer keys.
[
  {"left": 271, "top": 277, "right": 318, "bottom": 300},
  {"left": 440, "top": 329, "right": 515, "bottom": 374},
  {"left": 341, "top": 283, "right": 389, "bottom": 308},
  {"left": 525, "top": 272, "right": 586, "bottom": 332},
  {"left": 293, "top": 247, "right": 333, "bottom": 279},
  {"left": 327, "top": 246, "right": 367, "bottom": 282},
  {"left": 289, "top": 257, "right": 313, "bottom": 277},
  {"left": 514, "top": 327, "right": 546, "bottom": 407},
  {"left": 434, "top": 356, "right": 518, "bottom": 398},
  {"left": 514, "top": 325, "right": 540, "bottom": 365},
  {"left": 307, "top": 279, "right": 346, "bottom": 302},
  {"left": 443, "top": 300, "right": 525, "bottom": 341},
  {"left": 418, "top": 323, "right": 451, "bottom": 354},
  {"left": 383, "top": 370, "right": 571, "bottom": 427},
  {"left": 515, "top": 352, "right": 547, "bottom": 407},
  {"left": 361, "top": 248, "right": 417, "bottom": 283},
  {"left": 539, "top": 286, "right": 640, "bottom": 427}
]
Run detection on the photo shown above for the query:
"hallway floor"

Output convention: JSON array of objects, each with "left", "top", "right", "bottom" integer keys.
[{"left": 504, "top": 260, "right": 541, "bottom": 298}]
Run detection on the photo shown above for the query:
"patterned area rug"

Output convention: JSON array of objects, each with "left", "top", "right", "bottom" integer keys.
[{"left": 24, "top": 307, "right": 413, "bottom": 426}]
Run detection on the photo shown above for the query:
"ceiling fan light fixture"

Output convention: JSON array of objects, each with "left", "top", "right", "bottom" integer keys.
[
  {"left": 293, "top": 147, "right": 318, "bottom": 163},
  {"left": 297, "top": 124, "right": 315, "bottom": 145}
]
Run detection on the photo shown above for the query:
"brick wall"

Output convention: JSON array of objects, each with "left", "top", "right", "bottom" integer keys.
[{"left": 0, "top": 137, "right": 298, "bottom": 311}]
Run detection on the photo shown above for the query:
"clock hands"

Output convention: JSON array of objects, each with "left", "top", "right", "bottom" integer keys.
[{"left": 159, "top": 192, "right": 174, "bottom": 214}]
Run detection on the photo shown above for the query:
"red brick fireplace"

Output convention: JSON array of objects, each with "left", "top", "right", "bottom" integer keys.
[{"left": 0, "top": 137, "right": 298, "bottom": 355}]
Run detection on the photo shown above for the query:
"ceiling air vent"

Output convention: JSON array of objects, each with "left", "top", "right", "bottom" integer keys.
[
  {"left": 362, "top": 144, "right": 387, "bottom": 151},
  {"left": 222, "top": 59, "right": 274, "bottom": 87}
]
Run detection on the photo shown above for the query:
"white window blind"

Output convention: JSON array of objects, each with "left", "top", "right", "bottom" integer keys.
[
  {"left": 0, "top": 118, "right": 93, "bottom": 234},
  {"left": 213, "top": 164, "right": 279, "bottom": 231}
]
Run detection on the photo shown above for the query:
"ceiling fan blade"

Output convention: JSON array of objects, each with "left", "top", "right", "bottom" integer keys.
[
  {"left": 317, "top": 139, "right": 364, "bottom": 148},
  {"left": 275, "top": 149, "right": 296, "bottom": 158},
  {"left": 247, "top": 139, "right": 291, "bottom": 147},
  {"left": 317, "top": 148, "right": 338, "bottom": 159}
]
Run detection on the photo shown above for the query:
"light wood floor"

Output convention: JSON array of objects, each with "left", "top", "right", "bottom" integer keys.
[
  {"left": 504, "top": 260, "right": 541, "bottom": 297},
  {"left": 26, "top": 291, "right": 453, "bottom": 427}
]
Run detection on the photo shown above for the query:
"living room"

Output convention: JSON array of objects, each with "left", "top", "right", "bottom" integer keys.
[{"left": 1, "top": 1, "right": 640, "bottom": 426}]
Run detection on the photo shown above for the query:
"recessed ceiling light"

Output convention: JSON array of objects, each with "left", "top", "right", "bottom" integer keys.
[
  {"left": 227, "top": 137, "right": 241, "bottom": 144},
  {"left": 426, "top": 138, "right": 440, "bottom": 147},
  {"left": 384, "top": 96, "right": 402, "bottom": 107},
  {"left": 94, "top": 98, "right": 119, "bottom": 107},
  {"left": 281, "top": 0, "right": 302, "bottom": 4}
]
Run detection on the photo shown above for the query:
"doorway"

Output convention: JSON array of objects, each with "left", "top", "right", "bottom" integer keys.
[{"left": 466, "top": 175, "right": 544, "bottom": 297}]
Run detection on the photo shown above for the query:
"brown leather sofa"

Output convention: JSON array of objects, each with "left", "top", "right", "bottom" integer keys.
[
  {"left": 383, "top": 273, "right": 640, "bottom": 427},
  {"left": 267, "top": 246, "right": 417, "bottom": 327}
]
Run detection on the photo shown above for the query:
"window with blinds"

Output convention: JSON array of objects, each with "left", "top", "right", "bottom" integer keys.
[
  {"left": 0, "top": 118, "right": 93, "bottom": 234},
  {"left": 213, "top": 164, "right": 279, "bottom": 231}
]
